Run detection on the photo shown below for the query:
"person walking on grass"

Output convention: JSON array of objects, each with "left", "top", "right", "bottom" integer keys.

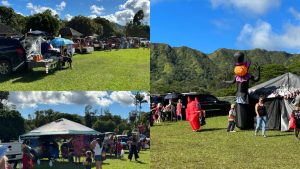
[
  {"left": 176, "top": 99, "right": 183, "bottom": 121},
  {"left": 91, "top": 138, "right": 103, "bottom": 169},
  {"left": 255, "top": 96, "right": 267, "bottom": 137},
  {"left": 227, "top": 104, "right": 237, "bottom": 132},
  {"left": 292, "top": 103, "right": 300, "bottom": 140},
  {"left": 128, "top": 133, "right": 139, "bottom": 161}
]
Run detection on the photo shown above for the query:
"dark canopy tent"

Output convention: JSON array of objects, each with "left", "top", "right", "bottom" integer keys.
[
  {"left": 0, "top": 23, "right": 21, "bottom": 37},
  {"left": 59, "top": 27, "right": 83, "bottom": 39},
  {"left": 249, "top": 72, "right": 300, "bottom": 131}
]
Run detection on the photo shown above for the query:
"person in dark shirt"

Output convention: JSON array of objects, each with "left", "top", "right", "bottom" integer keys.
[
  {"left": 84, "top": 151, "right": 92, "bottom": 169},
  {"left": 255, "top": 96, "right": 267, "bottom": 137}
]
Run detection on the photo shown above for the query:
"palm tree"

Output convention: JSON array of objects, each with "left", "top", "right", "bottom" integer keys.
[{"left": 134, "top": 92, "right": 148, "bottom": 120}]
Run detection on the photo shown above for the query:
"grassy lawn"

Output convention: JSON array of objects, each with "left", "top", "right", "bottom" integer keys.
[
  {"left": 16, "top": 149, "right": 149, "bottom": 169},
  {"left": 151, "top": 116, "right": 300, "bottom": 169},
  {"left": 0, "top": 49, "right": 149, "bottom": 91}
]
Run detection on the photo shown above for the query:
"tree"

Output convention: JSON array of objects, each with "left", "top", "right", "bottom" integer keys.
[
  {"left": 134, "top": 92, "right": 148, "bottom": 120},
  {"left": 94, "top": 17, "right": 115, "bottom": 38},
  {"left": 25, "top": 10, "right": 60, "bottom": 36},
  {"left": 0, "top": 109, "right": 25, "bottom": 142},
  {"left": 133, "top": 10, "right": 144, "bottom": 26},
  {"left": 0, "top": 6, "right": 26, "bottom": 33},
  {"left": 93, "top": 120, "right": 116, "bottom": 133},
  {"left": 67, "top": 16, "right": 103, "bottom": 37},
  {"left": 85, "top": 105, "right": 93, "bottom": 128}
]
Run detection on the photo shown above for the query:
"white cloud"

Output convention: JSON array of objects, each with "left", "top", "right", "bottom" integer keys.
[
  {"left": 289, "top": 7, "right": 300, "bottom": 21},
  {"left": 101, "top": 0, "right": 150, "bottom": 25},
  {"left": 56, "top": 1, "right": 66, "bottom": 11},
  {"left": 88, "top": 14, "right": 98, "bottom": 19},
  {"left": 210, "top": 0, "right": 280, "bottom": 15},
  {"left": 237, "top": 20, "right": 300, "bottom": 51},
  {"left": 64, "top": 14, "right": 73, "bottom": 21},
  {"left": 26, "top": 2, "right": 58, "bottom": 16},
  {"left": 8, "top": 91, "right": 113, "bottom": 109},
  {"left": 1, "top": 0, "right": 10, "bottom": 7},
  {"left": 90, "top": 5, "right": 104, "bottom": 15},
  {"left": 110, "top": 91, "right": 135, "bottom": 106}
]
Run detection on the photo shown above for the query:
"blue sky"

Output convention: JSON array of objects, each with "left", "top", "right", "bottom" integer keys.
[
  {"left": 1, "top": 0, "right": 150, "bottom": 25},
  {"left": 6, "top": 91, "right": 150, "bottom": 119},
  {"left": 151, "top": 0, "right": 300, "bottom": 54}
]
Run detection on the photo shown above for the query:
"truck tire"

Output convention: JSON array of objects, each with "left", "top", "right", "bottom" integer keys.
[{"left": 0, "top": 60, "right": 12, "bottom": 75}]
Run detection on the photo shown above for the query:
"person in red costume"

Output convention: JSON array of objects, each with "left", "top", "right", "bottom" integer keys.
[
  {"left": 185, "top": 96, "right": 191, "bottom": 121},
  {"left": 189, "top": 98, "right": 204, "bottom": 132}
]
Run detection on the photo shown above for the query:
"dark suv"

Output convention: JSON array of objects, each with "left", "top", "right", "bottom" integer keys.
[
  {"left": 0, "top": 37, "right": 26, "bottom": 75},
  {"left": 151, "top": 93, "right": 231, "bottom": 119}
]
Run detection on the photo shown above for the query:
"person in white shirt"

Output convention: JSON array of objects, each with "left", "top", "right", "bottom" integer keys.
[{"left": 91, "top": 139, "right": 103, "bottom": 169}]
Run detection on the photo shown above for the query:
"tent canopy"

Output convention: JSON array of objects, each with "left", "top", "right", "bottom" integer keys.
[
  {"left": 22, "top": 118, "right": 101, "bottom": 137},
  {"left": 249, "top": 72, "right": 300, "bottom": 131},
  {"left": 249, "top": 72, "right": 300, "bottom": 99}
]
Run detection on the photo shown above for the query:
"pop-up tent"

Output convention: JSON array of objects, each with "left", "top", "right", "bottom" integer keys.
[
  {"left": 249, "top": 72, "right": 300, "bottom": 131},
  {"left": 22, "top": 118, "right": 101, "bottom": 137}
]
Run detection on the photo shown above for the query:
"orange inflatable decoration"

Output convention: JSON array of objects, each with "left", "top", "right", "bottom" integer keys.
[{"left": 234, "top": 65, "right": 248, "bottom": 77}]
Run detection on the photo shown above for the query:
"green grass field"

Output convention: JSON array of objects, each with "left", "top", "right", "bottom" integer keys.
[
  {"left": 0, "top": 49, "right": 150, "bottom": 91},
  {"left": 151, "top": 116, "right": 300, "bottom": 169},
  {"left": 15, "top": 149, "right": 149, "bottom": 169}
]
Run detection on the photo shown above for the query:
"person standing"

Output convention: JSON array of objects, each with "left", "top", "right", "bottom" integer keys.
[
  {"left": 255, "top": 96, "right": 267, "bottom": 137},
  {"left": 189, "top": 98, "right": 203, "bottom": 132},
  {"left": 91, "top": 138, "right": 103, "bottom": 169},
  {"left": 292, "top": 103, "right": 300, "bottom": 140},
  {"left": 150, "top": 103, "right": 156, "bottom": 126},
  {"left": 176, "top": 99, "right": 183, "bottom": 121},
  {"left": 128, "top": 133, "right": 139, "bottom": 161},
  {"left": 227, "top": 104, "right": 237, "bottom": 132}
]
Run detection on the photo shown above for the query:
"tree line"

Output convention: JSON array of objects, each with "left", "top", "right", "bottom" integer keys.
[
  {"left": 0, "top": 92, "right": 150, "bottom": 142},
  {"left": 0, "top": 6, "right": 150, "bottom": 39}
]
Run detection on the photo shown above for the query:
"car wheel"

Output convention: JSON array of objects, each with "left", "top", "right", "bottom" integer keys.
[{"left": 0, "top": 60, "right": 11, "bottom": 75}]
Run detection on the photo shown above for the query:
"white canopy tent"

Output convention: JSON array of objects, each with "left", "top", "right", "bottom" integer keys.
[{"left": 21, "top": 118, "right": 101, "bottom": 137}]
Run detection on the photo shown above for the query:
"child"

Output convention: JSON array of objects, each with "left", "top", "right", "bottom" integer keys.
[
  {"left": 83, "top": 151, "right": 92, "bottom": 169},
  {"left": 293, "top": 103, "right": 300, "bottom": 140},
  {"left": 117, "top": 140, "right": 123, "bottom": 158},
  {"left": 227, "top": 104, "right": 236, "bottom": 132}
]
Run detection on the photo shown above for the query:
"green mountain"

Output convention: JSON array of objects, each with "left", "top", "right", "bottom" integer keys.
[{"left": 150, "top": 43, "right": 300, "bottom": 96}]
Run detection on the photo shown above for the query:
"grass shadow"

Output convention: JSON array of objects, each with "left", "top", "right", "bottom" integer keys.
[{"left": 200, "top": 128, "right": 226, "bottom": 132}]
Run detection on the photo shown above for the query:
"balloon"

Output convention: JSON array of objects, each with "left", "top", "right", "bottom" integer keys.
[{"left": 234, "top": 65, "right": 248, "bottom": 77}]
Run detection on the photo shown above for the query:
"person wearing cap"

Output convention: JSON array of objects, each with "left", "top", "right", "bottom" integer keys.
[
  {"left": 227, "top": 104, "right": 237, "bottom": 132},
  {"left": 0, "top": 145, "right": 13, "bottom": 169}
]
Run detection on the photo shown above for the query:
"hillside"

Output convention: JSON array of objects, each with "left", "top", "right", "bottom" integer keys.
[{"left": 150, "top": 43, "right": 300, "bottom": 95}]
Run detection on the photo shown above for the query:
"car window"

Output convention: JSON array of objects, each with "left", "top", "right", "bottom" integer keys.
[{"left": 205, "top": 95, "right": 217, "bottom": 102}]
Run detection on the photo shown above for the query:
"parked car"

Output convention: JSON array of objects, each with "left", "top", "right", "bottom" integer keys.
[
  {"left": 116, "top": 135, "right": 129, "bottom": 150},
  {"left": 0, "top": 141, "right": 23, "bottom": 163},
  {"left": 0, "top": 37, "right": 26, "bottom": 75},
  {"left": 140, "top": 38, "right": 150, "bottom": 47},
  {"left": 151, "top": 92, "right": 231, "bottom": 120}
]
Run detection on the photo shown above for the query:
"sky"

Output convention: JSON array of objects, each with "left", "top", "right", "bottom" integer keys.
[
  {"left": 151, "top": 0, "right": 300, "bottom": 54},
  {"left": 4, "top": 91, "right": 150, "bottom": 119},
  {"left": 1, "top": 0, "right": 150, "bottom": 25}
]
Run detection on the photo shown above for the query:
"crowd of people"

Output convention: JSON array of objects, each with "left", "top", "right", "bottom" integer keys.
[{"left": 151, "top": 95, "right": 300, "bottom": 141}]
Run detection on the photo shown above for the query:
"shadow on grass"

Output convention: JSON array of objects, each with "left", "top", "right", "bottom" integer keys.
[
  {"left": 266, "top": 133, "right": 294, "bottom": 138},
  {"left": 0, "top": 69, "right": 58, "bottom": 83},
  {"left": 200, "top": 128, "right": 226, "bottom": 132}
]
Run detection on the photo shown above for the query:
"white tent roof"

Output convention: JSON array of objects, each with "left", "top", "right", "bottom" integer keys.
[
  {"left": 22, "top": 118, "right": 101, "bottom": 137},
  {"left": 249, "top": 72, "right": 300, "bottom": 98}
]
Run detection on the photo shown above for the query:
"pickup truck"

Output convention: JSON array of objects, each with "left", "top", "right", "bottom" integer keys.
[{"left": 0, "top": 141, "right": 23, "bottom": 164}]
